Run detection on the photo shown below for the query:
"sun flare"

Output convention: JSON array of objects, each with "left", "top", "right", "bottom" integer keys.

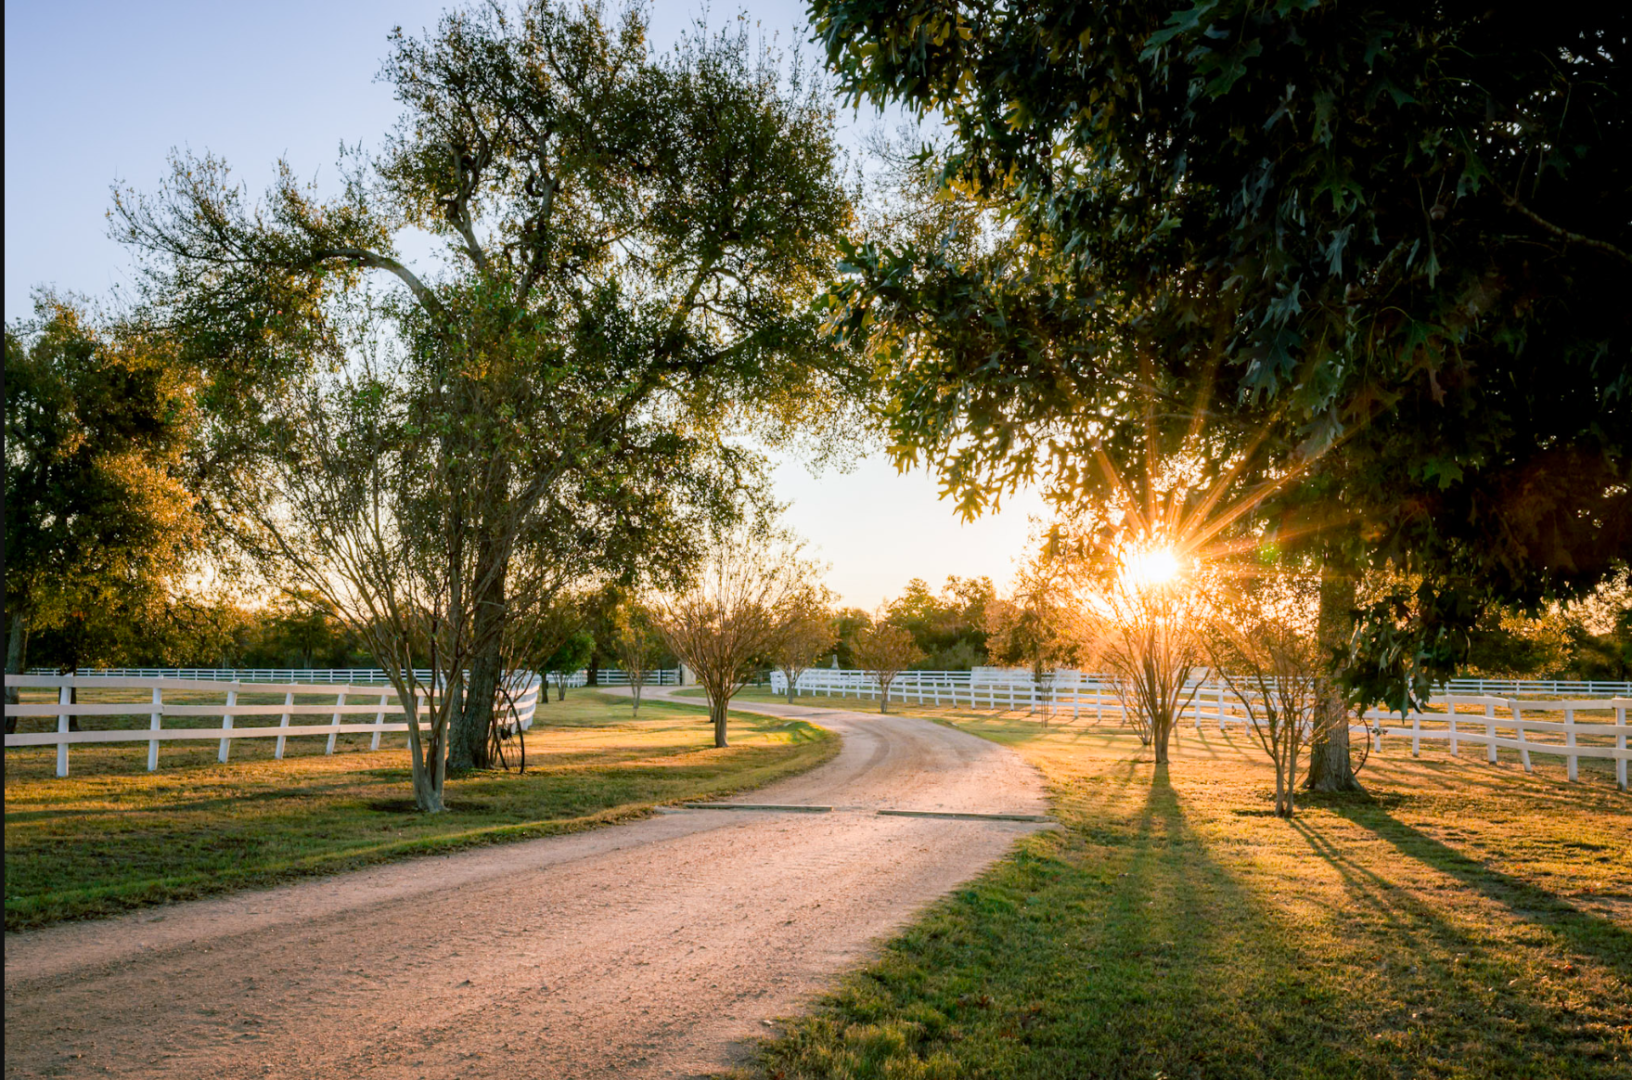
[{"left": 1122, "top": 546, "right": 1182, "bottom": 589}]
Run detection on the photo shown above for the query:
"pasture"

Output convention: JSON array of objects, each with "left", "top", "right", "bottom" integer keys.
[{"left": 744, "top": 704, "right": 1631, "bottom": 1079}]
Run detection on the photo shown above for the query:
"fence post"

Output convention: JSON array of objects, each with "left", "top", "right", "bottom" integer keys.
[
  {"left": 372, "top": 692, "right": 389, "bottom": 750},
  {"left": 1217, "top": 683, "right": 1227, "bottom": 733},
  {"left": 148, "top": 686, "right": 163, "bottom": 771},
  {"left": 275, "top": 692, "right": 294, "bottom": 759},
  {"left": 1513, "top": 702, "right": 1532, "bottom": 773},
  {"left": 1485, "top": 702, "right": 1498, "bottom": 764},
  {"left": 56, "top": 683, "right": 71, "bottom": 778},
  {"left": 327, "top": 690, "right": 347, "bottom": 754},
  {"left": 1564, "top": 704, "right": 1578, "bottom": 782},
  {"left": 219, "top": 688, "right": 237, "bottom": 763},
  {"left": 1616, "top": 701, "right": 1627, "bottom": 792}
]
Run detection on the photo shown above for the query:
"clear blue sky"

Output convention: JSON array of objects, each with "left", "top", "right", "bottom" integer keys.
[{"left": 4, "top": 0, "right": 1047, "bottom": 607}]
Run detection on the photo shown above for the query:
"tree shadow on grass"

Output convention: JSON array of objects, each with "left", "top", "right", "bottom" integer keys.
[
  {"left": 1315, "top": 797, "right": 1632, "bottom": 984},
  {"left": 1290, "top": 812, "right": 1630, "bottom": 1075},
  {"left": 808, "top": 766, "right": 1380, "bottom": 1079}
]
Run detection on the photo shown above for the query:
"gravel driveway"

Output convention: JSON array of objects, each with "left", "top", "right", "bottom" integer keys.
[{"left": 4, "top": 690, "right": 1048, "bottom": 1079}]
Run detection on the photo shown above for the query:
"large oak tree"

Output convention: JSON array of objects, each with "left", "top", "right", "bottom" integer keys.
[
  {"left": 114, "top": 3, "right": 862, "bottom": 798},
  {"left": 811, "top": 0, "right": 1630, "bottom": 788}
]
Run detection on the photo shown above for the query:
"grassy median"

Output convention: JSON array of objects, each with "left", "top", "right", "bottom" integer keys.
[
  {"left": 746, "top": 711, "right": 1631, "bottom": 1080},
  {"left": 3, "top": 692, "right": 835, "bottom": 931}
]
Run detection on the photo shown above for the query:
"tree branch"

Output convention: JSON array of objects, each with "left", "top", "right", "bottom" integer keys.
[
  {"left": 1502, "top": 194, "right": 1632, "bottom": 268},
  {"left": 311, "top": 247, "right": 445, "bottom": 317}
]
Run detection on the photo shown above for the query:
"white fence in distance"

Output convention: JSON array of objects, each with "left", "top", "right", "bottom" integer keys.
[
  {"left": 771, "top": 668, "right": 1631, "bottom": 790},
  {"left": 541, "top": 668, "right": 682, "bottom": 688},
  {"left": 24, "top": 667, "right": 432, "bottom": 685},
  {"left": 35, "top": 666, "right": 681, "bottom": 687},
  {"left": 5, "top": 672, "right": 542, "bottom": 778}
]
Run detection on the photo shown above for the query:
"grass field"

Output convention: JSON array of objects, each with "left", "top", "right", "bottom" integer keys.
[
  {"left": 741, "top": 702, "right": 1631, "bottom": 1080},
  {"left": 3, "top": 691, "right": 835, "bottom": 931},
  {"left": 727, "top": 686, "right": 1629, "bottom": 787}
]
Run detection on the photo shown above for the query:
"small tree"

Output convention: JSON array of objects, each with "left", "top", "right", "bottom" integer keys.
[
  {"left": 771, "top": 587, "right": 836, "bottom": 703},
  {"left": 609, "top": 601, "right": 666, "bottom": 715},
  {"left": 656, "top": 528, "right": 810, "bottom": 747},
  {"left": 1075, "top": 541, "right": 1210, "bottom": 766},
  {"left": 830, "top": 606, "right": 874, "bottom": 668},
  {"left": 219, "top": 364, "right": 510, "bottom": 811},
  {"left": 1205, "top": 579, "right": 1330, "bottom": 815},
  {"left": 542, "top": 630, "right": 594, "bottom": 702},
  {"left": 853, "top": 621, "right": 924, "bottom": 714},
  {"left": 985, "top": 553, "right": 1077, "bottom": 718}
]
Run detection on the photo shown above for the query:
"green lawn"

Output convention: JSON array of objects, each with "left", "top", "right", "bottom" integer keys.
[
  {"left": 745, "top": 708, "right": 1631, "bottom": 1080},
  {"left": 3, "top": 692, "right": 835, "bottom": 931}
]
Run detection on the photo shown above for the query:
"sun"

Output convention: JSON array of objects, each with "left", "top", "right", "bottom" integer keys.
[{"left": 1122, "top": 545, "right": 1182, "bottom": 590}]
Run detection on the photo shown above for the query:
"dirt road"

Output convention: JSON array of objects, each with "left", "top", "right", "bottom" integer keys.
[{"left": 4, "top": 692, "right": 1047, "bottom": 1079}]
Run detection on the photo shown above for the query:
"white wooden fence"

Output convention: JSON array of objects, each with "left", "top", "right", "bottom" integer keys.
[
  {"left": 5, "top": 673, "right": 541, "bottom": 778},
  {"left": 587, "top": 668, "right": 681, "bottom": 687},
  {"left": 27, "top": 667, "right": 431, "bottom": 685},
  {"left": 1186, "top": 686, "right": 1630, "bottom": 792},
  {"left": 771, "top": 669, "right": 1631, "bottom": 790},
  {"left": 774, "top": 668, "right": 1151, "bottom": 716},
  {"left": 38, "top": 666, "right": 682, "bottom": 687},
  {"left": 1435, "top": 676, "right": 1632, "bottom": 697}
]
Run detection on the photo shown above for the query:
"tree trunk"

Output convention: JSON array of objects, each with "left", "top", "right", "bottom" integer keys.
[
  {"left": 1153, "top": 717, "right": 1171, "bottom": 764},
  {"left": 1306, "top": 565, "right": 1364, "bottom": 792},
  {"left": 458, "top": 639, "right": 503, "bottom": 770},
  {"left": 5, "top": 612, "right": 26, "bottom": 733},
  {"left": 711, "top": 694, "right": 728, "bottom": 748},
  {"left": 65, "top": 658, "right": 82, "bottom": 731},
  {"left": 448, "top": 557, "right": 507, "bottom": 771},
  {"left": 411, "top": 707, "right": 447, "bottom": 813},
  {"left": 784, "top": 667, "right": 797, "bottom": 704},
  {"left": 878, "top": 678, "right": 890, "bottom": 714}
]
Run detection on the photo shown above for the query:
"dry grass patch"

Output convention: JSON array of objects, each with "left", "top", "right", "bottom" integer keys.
[{"left": 4, "top": 692, "right": 834, "bottom": 930}]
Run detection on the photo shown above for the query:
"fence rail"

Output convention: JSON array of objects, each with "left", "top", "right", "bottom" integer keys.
[
  {"left": 771, "top": 668, "right": 1630, "bottom": 790},
  {"left": 37, "top": 666, "right": 683, "bottom": 687},
  {"left": 585, "top": 668, "right": 681, "bottom": 687},
  {"left": 5, "top": 672, "right": 541, "bottom": 777},
  {"left": 25, "top": 667, "right": 430, "bottom": 685}
]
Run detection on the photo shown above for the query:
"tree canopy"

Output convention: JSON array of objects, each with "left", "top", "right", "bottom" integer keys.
[
  {"left": 4, "top": 298, "right": 202, "bottom": 676},
  {"left": 112, "top": 2, "right": 864, "bottom": 796},
  {"left": 810, "top": 0, "right": 1630, "bottom": 705}
]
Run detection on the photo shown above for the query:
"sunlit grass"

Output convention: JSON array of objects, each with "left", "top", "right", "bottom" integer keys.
[
  {"left": 3, "top": 692, "right": 836, "bottom": 930},
  {"left": 743, "top": 703, "right": 1631, "bottom": 1079},
  {"left": 725, "top": 687, "right": 1627, "bottom": 785}
]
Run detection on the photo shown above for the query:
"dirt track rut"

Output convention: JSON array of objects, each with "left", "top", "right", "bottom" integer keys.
[{"left": 4, "top": 691, "right": 1048, "bottom": 1079}]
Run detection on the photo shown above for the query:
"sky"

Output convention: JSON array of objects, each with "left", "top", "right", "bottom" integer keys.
[{"left": 4, "top": 0, "right": 1050, "bottom": 608}]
